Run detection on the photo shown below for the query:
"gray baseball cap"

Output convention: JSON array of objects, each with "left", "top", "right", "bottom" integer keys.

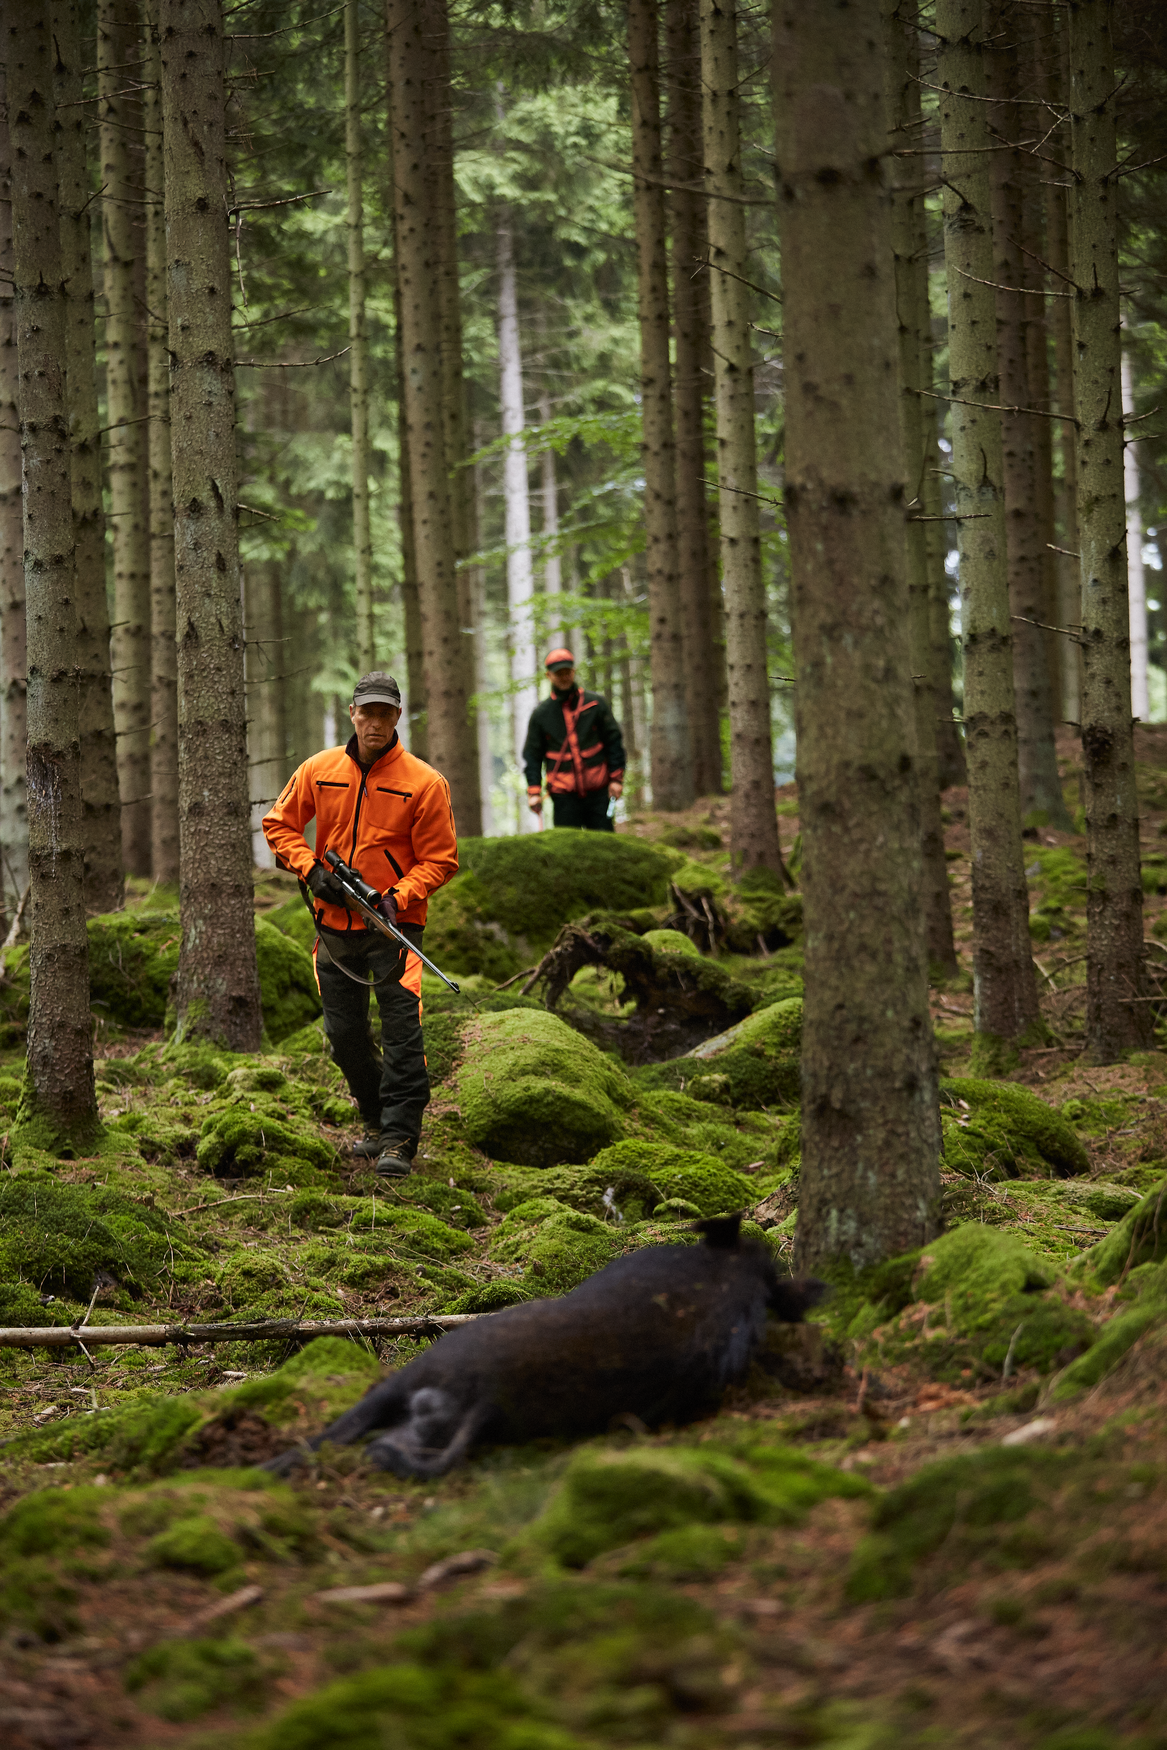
[{"left": 352, "top": 671, "right": 402, "bottom": 708}]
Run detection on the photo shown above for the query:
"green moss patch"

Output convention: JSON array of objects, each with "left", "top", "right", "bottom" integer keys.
[
  {"left": 489, "top": 1158, "right": 661, "bottom": 1223},
  {"left": 847, "top": 1446, "right": 1075, "bottom": 1602},
  {"left": 0, "top": 1173, "right": 206, "bottom": 1305},
  {"left": 196, "top": 1104, "right": 339, "bottom": 1183},
  {"left": 125, "top": 1636, "right": 274, "bottom": 1723},
  {"left": 7, "top": 1336, "right": 382, "bottom": 1474},
  {"left": 1072, "top": 1174, "right": 1167, "bottom": 1284},
  {"left": 456, "top": 1010, "right": 632, "bottom": 1167},
  {"left": 940, "top": 1077, "right": 1090, "bottom": 1179},
  {"left": 858, "top": 1225, "right": 1094, "bottom": 1381},
  {"left": 629, "top": 998, "right": 802, "bottom": 1111},
  {"left": 532, "top": 1442, "right": 868, "bottom": 1568},
  {"left": 488, "top": 1200, "right": 620, "bottom": 1292}
]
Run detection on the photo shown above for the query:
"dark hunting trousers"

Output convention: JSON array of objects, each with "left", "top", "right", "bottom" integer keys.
[{"left": 315, "top": 923, "right": 429, "bottom": 1150}]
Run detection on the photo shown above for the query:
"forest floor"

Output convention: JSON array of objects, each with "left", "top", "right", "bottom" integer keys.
[{"left": 1, "top": 730, "right": 1166, "bottom": 1750}]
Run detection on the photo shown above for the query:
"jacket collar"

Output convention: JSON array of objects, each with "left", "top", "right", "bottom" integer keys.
[{"left": 345, "top": 730, "right": 400, "bottom": 773}]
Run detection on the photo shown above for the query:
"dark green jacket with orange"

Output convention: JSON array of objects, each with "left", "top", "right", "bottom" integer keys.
[
  {"left": 522, "top": 685, "right": 625, "bottom": 798},
  {"left": 262, "top": 734, "right": 458, "bottom": 935}
]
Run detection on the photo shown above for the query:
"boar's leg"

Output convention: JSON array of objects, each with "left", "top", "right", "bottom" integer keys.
[
  {"left": 365, "top": 1393, "right": 493, "bottom": 1480},
  {"left": 261, "top": 1375, "right": 413, "bottom": 1476}
]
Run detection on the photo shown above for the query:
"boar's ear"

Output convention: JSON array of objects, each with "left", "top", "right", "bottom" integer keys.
[{"left": 696, "top": 1211, "right": 743, "bottom": 1249}]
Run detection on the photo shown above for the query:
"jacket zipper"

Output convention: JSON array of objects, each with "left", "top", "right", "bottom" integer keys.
[{"left": 349, "top": 769, "right": 369, "bottom": 864}]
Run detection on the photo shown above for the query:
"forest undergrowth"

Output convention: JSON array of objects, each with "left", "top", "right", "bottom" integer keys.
[{"left": 1, "top": 729, "right": 1166, "bottom": 1749}]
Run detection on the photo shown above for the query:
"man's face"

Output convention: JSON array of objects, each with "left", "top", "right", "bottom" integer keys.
[
  {"left": 549, "top": 665, "right": 575, "bottom": 693},
  {"left": 350, "top": 700, "right": 401, "bottom": 761}
]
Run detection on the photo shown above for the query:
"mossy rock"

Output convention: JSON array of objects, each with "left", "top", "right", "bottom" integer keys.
[
  {"left": 347, "top": 1203, "right": 476, "bottom": 1262},
  {"left": 940, "top": 1077, "right": 1090, "bottom": 1179},
  {"left": 629, "top": 999, "right": 802, "bottom": 1112},
  {"left": 424, "top": 831, "right": 677, "bottom": 980},
  {"left": 532, "top": 1442, "right": 869, "bottom": 1569},
  {"left": 1072, "top": 1174, "right": 1167, "bottom": 1285},
  {"left": 196, "top": 1103, "right": 338, "bottom": 1182},
  {"left": 488, "top": 1199, "right": 619, "bottom": 1293},
  {"left": 253, "top": 917, "right": 323, "bottom": 1043},
  {"left": 588, "top": 1140, "right": 757, "bottom": 1217},
  {"left": 0, "top": 1173, "right": 205, "bottom": 1304},
  {"left": 8, "top": 1337, "right": 382, "bottom": 1473},
  {"left": 873, "top": 1224, "right": 1094, "bottom": 1379},
  {"left": 456, "top": 1009, "right": 632, "bottom": 1167},
  {"left": 489, "top": 1159, "right": 661, "bottom": 1223}
]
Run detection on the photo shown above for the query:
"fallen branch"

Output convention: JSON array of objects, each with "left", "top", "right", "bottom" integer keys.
[{"left": 0, "top": 1314, "right": 481, "bottom": 1350}]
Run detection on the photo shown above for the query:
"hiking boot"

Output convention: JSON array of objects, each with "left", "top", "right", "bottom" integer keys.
[
  {"left": 352, "top": 1127, "right": 383, "bottom": 1159},
  {"left": 373, "top": 1138, "right": 415, "bottom": 1179}
]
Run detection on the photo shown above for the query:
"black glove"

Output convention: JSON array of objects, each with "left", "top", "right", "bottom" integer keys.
[
  {"left": 380, "top": 890, "right": 399, "bottom": 928},
  {"left": 307, "top": 861, "right": 349, "bottom": 906}
]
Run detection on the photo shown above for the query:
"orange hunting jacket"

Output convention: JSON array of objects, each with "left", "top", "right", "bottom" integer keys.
[{"left": 261, "top": 735, "right": 458, "bottom": 934}]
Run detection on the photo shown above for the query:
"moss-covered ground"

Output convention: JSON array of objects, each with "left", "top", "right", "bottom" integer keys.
[{"left": 5, "top": 748, "right": 1167, "bottom": 1747}]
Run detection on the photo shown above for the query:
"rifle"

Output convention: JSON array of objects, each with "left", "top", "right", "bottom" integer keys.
[{"left": 320, "top": 849, "right": 465, "bottom": 998}]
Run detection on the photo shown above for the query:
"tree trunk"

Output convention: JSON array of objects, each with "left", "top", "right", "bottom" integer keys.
[
  {"left": 700, "top": 0, "right": 782, "bottom": 874},
  {"left": 776, "top": 0, "right": 941, "bottom": 1275},
  {"left": 1068, "top": 0, "right": 1150, "bottom": 1058},
  {"left": 884, "top": 0, "right": 957, "bottom": 977},
  {"left": 538, "top": 380, "right": 562, "bottom": 641},
  {"left": 989, "top": 27, "right": 1072, "bottom": 830},
  {"left": 99, "top": 0, "right": 152, "bottom": 878},
  {"left": 1121, "top": 344, "right": 1147, "bottom": 721},
  {"left": 1045, "top": 24, "right": 1081, "bottom": 727},
  {"left": 386, "top": 0, "right": 479, "bottom": 826},
  {"left": 51, "top": 0, "right": 123, "bottom": 915},
  {"left": 345, "top": 0, "right": 374, "bottom": 672},
  {"left": 425, "top": 0, "right": 472, "bottom": 623},
  {"left": 496, "top": 203, "right": 538, "bottom": 832},
  {"left": 160, "top": 0, "right": 262, "bottom": 1050},
  {"left": 8, "top": 0, "right": 98, "bottom": 1138},
  {"left": 631, "top": 0, "right": 692, "bottom": 812},
  {"left": 470, "top": 435, "right": 493, "bottom": 832},
  {"left": 143, "top": 0, "right": 178, "bottom": 884},
  {"left": 666, "top": 0, "right": 722, "bottom": 797},
  {"left": 936, "top": 0, "right": 1041, "bottom": 1067},
  {"left": 0, "top": 71, "right": 29, "bottom": 926},
  {"left": 245, "top": 560, "right": 286, "bottom": 869}
]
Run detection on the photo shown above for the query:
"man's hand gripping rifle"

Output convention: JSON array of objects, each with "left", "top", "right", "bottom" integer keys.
[{"left": 321, "top": 850, "right": 464, "bottom": 997}]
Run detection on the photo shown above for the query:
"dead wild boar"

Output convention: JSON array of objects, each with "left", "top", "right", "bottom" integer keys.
[{"left": 263, "top": 1214, "right": 826, "bottom": 1480}]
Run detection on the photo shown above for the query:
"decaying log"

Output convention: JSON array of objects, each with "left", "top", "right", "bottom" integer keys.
[
  {"left": 522, "top": 914, "right": 755, "bottom": 1063},
  {"left": 0, "top": 1314, "right": 480, "bottom": 1350}
]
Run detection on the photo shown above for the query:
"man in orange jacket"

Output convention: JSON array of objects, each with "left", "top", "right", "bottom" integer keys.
[{"left": 263, "top": 672, "right": 458, "bottom": 1179}]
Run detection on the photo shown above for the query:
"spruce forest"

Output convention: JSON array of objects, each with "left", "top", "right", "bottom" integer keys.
[{"left": 2, "top": 0, "right": 1167, "bottom": 1744}]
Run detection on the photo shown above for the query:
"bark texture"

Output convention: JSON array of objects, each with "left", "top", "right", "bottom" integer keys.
[
  {"left": 99, "top": 0, "right": 152, "bottom": 876},
  {"left": 989, "top": 28, "right": 1071, "bottom": 830},
  {"left": 160, "top": 0, "right": 262, "bottom": 1049},
  {"left": 0, "top": 73, "right": 28, "bottom": 922},
  {"left": 345, "top": 0, "right": 373, "bottom": 671},
  {"left": 8, "top": 0, "right": 97, "bottom": 1134},
  {"left": 631, "top": 0, "right": 692, "bottom": 811},
  {"left": 667, "top": 0, "right": 722, "bottom": 796},
  {"left": 1068, "top": 0, "right": 1150, "bottom": 1058},
  {"left": 937, "top": 0, "right": 1041, "bottom": 1062},
  {"left": 143, "top": 0, "right": 177, "bottom": 883},
  {"left": 776, "top": 0, "right": 941, "bottom": 1273},
  {"left": 884, "top": 0, "right": 957, "bottom": 976},
  {"left": 52, "top": 0, "right": 123, "bottom": 914},
  {"left": 1046, "top": 25, "right": 1081, "bottom": 725},
  {"left": 386, "top": 0, "right": 477, "bottom": 826},
  {"left": 701, "top": 0, "right": 782, "bottom": 873},
  {"left": 496, "top": 203, "right": 537, "bottom": 829}
]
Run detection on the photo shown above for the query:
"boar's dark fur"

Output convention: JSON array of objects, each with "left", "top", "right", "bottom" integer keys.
[{"left": 263, "top": 1215, "right": 826, "bottom": 1480}]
